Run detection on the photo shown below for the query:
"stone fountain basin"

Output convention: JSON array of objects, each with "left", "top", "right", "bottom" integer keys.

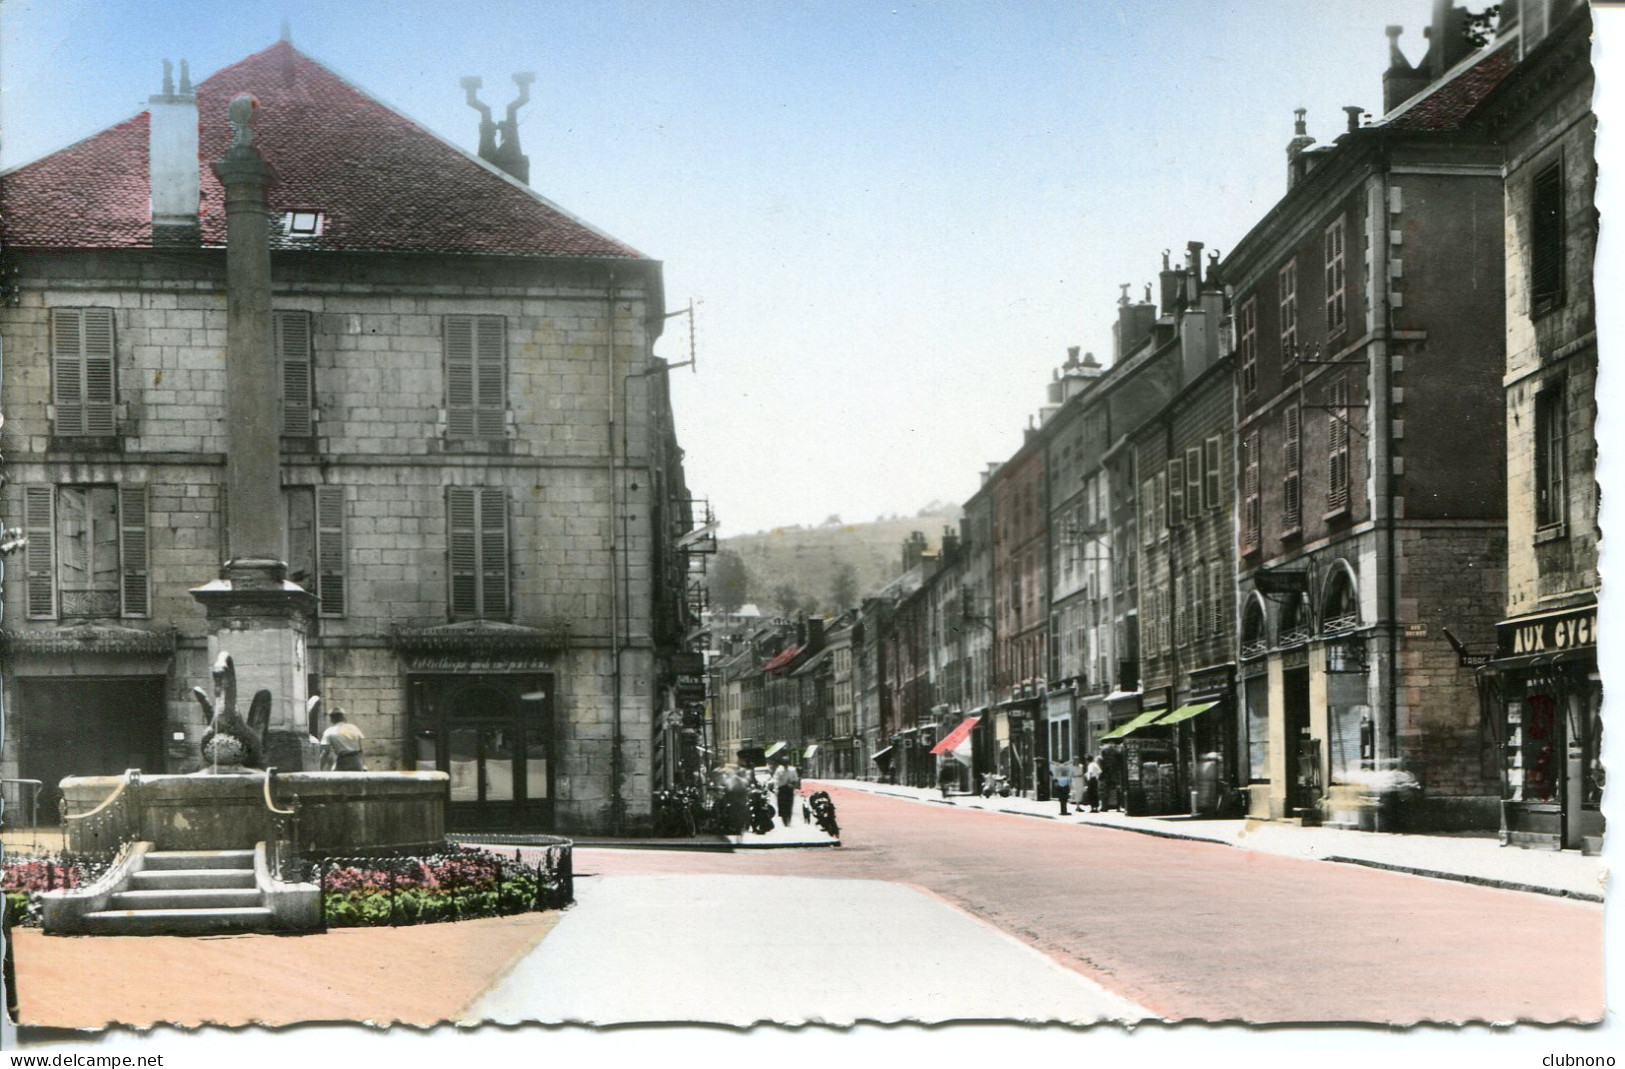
[{"left": 60, "top": 771, "right": 449, "bottom": 855}]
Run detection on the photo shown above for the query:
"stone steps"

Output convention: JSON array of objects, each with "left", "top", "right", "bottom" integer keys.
[
  {"left": 129, "top": 868, "right": 256, "bottom": 891},
  {"left": 140, "top": 850, "right": 257, "bottom": 871},
  {"left": 80, "top": 906, "right": 276, "bottom": 936},
  {"left": 109, "top": 887, "right": 263, "bottom": 910},
  {"left": 89, "top": 850, "right": 272, "bottom": 935}
]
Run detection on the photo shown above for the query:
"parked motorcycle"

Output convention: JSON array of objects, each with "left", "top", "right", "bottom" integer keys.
[
  {"left": 980, "top": 772, "right": 1012, "bottom": 798},
  {"left": 746, "top": 783, "right": 777, "bottom": 835},
  {"left": 805, "top": 789, "right": 840, "bottom": 837}
]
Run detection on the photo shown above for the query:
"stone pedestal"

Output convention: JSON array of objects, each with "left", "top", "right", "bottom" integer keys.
[{"left": 192, "top": 558, "right": 319, "bottom": 770}]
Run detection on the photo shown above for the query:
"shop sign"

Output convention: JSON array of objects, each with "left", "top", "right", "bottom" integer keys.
[
  {"left": 1497, "top": 606, "right": 1597, "bottom": 657},
  {"left": 405, "top": 654, "right": 555, "bottom": 673}
]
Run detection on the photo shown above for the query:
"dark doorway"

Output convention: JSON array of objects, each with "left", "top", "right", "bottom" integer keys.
[
  {"left": 1283, "top": 666, "right": 1316, "bottom": 813},
  {"left": 408, "top": 673, "right": 553, "bottom": 831},
  {"left": 20, "top": 677, "right": 167, "bottom": 824}
]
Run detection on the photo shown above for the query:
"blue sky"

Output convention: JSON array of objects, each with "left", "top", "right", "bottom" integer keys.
[{"left": 0, "top": 0, "right": 1568, "bottom": 537}]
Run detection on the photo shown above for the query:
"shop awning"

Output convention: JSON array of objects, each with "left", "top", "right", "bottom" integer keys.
[
  {"left": 1098, "top": 708, "right": 1166, "bottom": 740},
  {"left": 929, "top": 715, "right": 981, "bottom": 755},
  {"left": 764, "top": 741, "right": 787, "bottom": 758},
  {"left": 804, "top": 744, "right": 819, "bottom": 760},
  {"left": 871, "top": 746, "right": 894, "bottom": 763},
  {"left": 1156, "top": 701, "right": 1218, "bottom": 727}
]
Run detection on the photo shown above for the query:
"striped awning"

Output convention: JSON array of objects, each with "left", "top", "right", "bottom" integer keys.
[
  {"left": 1157, "top": 701, "right": 1217, "bottom": 727},
  {"left": 1098, "top": 708, "right": 1166, "bottom": 740}
]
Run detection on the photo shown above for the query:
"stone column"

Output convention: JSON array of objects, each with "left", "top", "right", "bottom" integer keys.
[{"left": 191, "top": 94, "right": 319, "bottom": 771}]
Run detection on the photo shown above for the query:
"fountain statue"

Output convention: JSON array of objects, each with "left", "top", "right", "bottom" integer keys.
[{"left": 194, "top": 653, "right": 271, "bottom": 770}]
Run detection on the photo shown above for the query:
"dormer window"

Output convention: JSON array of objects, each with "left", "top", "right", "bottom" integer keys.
[{"left": 284, "top": 210, "right": 325, "bottom": 238}]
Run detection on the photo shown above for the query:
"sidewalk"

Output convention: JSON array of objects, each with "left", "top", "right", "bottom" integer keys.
[
  {"left": 464, "top": 874, "right": 1151, "bottom": 1026},
  {"left": 825, "top": 779, "right": 1607, "bottom": 901}
]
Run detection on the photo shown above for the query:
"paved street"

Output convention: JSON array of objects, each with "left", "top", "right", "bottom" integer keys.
[{"left": 565, "top": 784, "right": 1604, "bottom": 1024}]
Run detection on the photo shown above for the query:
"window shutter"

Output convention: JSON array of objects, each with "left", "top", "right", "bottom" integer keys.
[
  {"left": 316, "top": 485, "right": 346, "bottom": 617},
  {"left": 1184, "top": 447, "right": 1202, "bottom": 517},
  {"left": 1167, "top": 459, "right": 1184, "bottom": 527},
  {"left": 1325, "top": 219, "right": 1346, "bottom": 333},
  {"left": 1204, "top": 436, "right": 1222, "bottom": 509},
  {"left": 1284, "top": 405, "right": 1302, "bottom": 529},
  {"left": 448, "top": 487, "right": 479, "bottom": 617},
  {"left": 118, "top": 484, "right": 150, "bottom": 617},
  {"left": 83, "top": 309, "right": 116, "bottom": 435},
  {"left": 52, "top": 309, "right": 85, "bottom": 436},
  {"left": 480, "top": 489, "right": 510, "bottom": 619},
  {"left": 445, "top": 316, "right": 477, "bottom": 439},
  {"left": 1328, "top": 382, "right": 1351, "bottom": 512},
  {"left": 1243, "top": 431, "right": 1261, "bottom": 550},
  {"left": 474, "top": 316, "right": 507, "bottom": 439},
  {"left": 278, "top": 311, "right": 314, "bottom": 438},
  {"left": 24, "top": 486, "right": 56, "bottom": 618}
]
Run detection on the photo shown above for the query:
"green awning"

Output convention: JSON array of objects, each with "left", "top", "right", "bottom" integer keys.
[
  {"left": 1098, "top": 708, "right": 1166, "bottom": 740},
  {"left": 1157, "top": 701, "right": 1218, "bottom": 727}
]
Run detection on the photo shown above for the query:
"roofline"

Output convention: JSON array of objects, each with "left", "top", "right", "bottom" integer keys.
[{"left": 0, "top": 110, "right": 147, "bottom": 180}]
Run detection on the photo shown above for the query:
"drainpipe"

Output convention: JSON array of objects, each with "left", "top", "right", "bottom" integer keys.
[
  {"left": 1371, "top": 157, "right": 1400, "bottom": 772},
  {"left": 606, "top": 269, "right": 624, "bottom": 834}
]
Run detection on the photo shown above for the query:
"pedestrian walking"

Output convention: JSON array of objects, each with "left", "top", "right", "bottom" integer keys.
[
  {"left": 938, "top": 760, "right": 958, "bottom": 802},
  {"left": 1051, "top": 759, "right": 1074, "bottom": 816},
  {"left": 770, "top": 760, "right": 800, "bottom": 827},
  {"left": 321, "top": 707, "right": 366, "bottom": 771},
  {"left": 1084, "top": 753, "right": 1102, "bottom": 812}
]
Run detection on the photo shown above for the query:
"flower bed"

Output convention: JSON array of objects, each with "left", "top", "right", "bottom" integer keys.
[
  {"left": 2, "top": 854, "right": 115, "bottom": 927},
  {"left": 318, "top": 844, "right": 570, "bottom": 927}
]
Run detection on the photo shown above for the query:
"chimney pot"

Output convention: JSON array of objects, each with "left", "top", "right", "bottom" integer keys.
[
  {"left": 1343, "top": 105, "right": 1365, "bottom": 133},
  {"left": 149, "top": 58, "right": 200, "bottom": 243},
  {"left": 161, "top": 59, "right": 175, "bottom": 96},
  {"left": 179, "top": 59, "right": 191, "bottom": 94}
]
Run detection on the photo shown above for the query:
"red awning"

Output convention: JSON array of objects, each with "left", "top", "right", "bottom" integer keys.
[
  {"left": 930, "top": 716, "right": 981, "bottom": 755},
  {"left": 761, "top": 646, "right": 804, "bottom": 674}
]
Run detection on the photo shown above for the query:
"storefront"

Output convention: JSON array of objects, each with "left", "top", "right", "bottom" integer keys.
[
  {"left": 394, "top": 626, "right": 562, "bottom": 832},
  {"left": 1483, "top": 603, "right": 1602, "bottom": 852}
]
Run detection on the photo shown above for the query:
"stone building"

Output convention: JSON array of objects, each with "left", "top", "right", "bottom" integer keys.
[
  {"left": 0, "top": 41, "right": 694, "bottom": 835},
  {"left": 1471, "top": 0, "right": 1599, "bottom": 850},
  {"left": 990, "top": 438, "right": 1047, "bottom": 795},
  {"left": 1220, "top": 2, "right": 1512, "bottom": 829}
]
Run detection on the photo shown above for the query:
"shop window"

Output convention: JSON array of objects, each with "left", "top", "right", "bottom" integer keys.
[
  {"left": 51, "top": 308, "right": 117, "bottom": 438},
  {"left": 1240, "top": 597, "right": 1268, "bottom": 659},
  {"left": 24, "top": 484, "right": 149, "bottom": 619},
  {"left": 1278, "top": 593, "right": 1311, "bottom": 647}
]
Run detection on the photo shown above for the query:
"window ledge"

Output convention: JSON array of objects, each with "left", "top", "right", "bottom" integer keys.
[
  {"left": 1535, "top": 522, "right": 1568, "bottom": 545},
  {"left": 48, "top": 435, "right": 122, "bottom": 454},
  {"left": 436, "top": 438, "right": 517, "bottom": 456},
  {"left": 1280, "top": 524, "right": 1303, "bottom": 541},
  {"left": 1323, "top": 504, "right": 1351, "bottom": 523}
]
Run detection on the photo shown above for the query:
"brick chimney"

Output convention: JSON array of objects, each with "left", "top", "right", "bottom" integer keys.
[
  {"left": 149, "top": 59, "right": 200, "bottom": 246},
  {"left": 1425, "top": 0, "right": 1473, "bottom": 80},
  {"left": 1112, "top": 284, "right": 1157, "bottom": 364},
  {"left": 1383, "top": 26, "right": 1431, "bottom": 112},
  {"left": 1286, "top": 108, "right": 1315, "bottom": 190},
  {"left": 461, "top": 72, "right": 535, "bottom": 184}
]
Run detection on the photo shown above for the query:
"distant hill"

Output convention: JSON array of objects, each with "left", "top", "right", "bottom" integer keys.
[{"left": 713, "top": 509, "right": 962, "bottom": 617}]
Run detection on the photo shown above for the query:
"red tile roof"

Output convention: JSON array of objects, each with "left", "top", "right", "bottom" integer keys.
[
  {"left": 0, "top": 41, "right": 645, "bottom": 259},
  {"left": 761, "top": 646, "right": 804, "bottom": 674},
  {"left": 1381, "top": 42, "right": 1518, "bottom": 131}
]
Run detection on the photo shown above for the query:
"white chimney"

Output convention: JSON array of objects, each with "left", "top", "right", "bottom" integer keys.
[{"left": 149, "top": 59, "right": 200, "bottom": 241}]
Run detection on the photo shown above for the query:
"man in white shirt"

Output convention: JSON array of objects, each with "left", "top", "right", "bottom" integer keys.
[
  {"left": 770, "top": 761, "right": 800, "bottom": 827},
  {"left": 321, "top": 708, "right": 366, "bottom": 771}
]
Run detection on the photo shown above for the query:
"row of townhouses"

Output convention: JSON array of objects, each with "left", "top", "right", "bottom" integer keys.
[
  {"left": 712, "top": 0, "right": 1598, "bottom": 850},
  {"left": 0, "top": 40, "right": 702, "bottom": 835}
]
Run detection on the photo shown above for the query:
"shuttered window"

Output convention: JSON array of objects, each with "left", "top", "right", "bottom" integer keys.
[
  {"left": 1184, "top": 447, "right": 1202, "bottom": 521},
  {"left": 1238, "top": 296, "right": 1258, "bottom": 397},
  {"left": 1327, "top": 380, "right": 1352, "bottom": 514},
  {"left": 118, "top": 485, "right": 151, "bottom": 617},
  {"left": 1167, "top": 458, "right": 1185, "bottom": 528},
  {"left": 1531, "top": 162, "right": 1565, "bottom": 315},
  {"left": 1534, "top": 384, "right": 1567, "bottom": 530},
  {"left": 448, "top": 487, "right": 510, "bottom": 619},
  {"left": 1283, "top": 404, "right": 1302, "bottom": 532},
  {"left": 1324, "top": 217, "right": 1347, "bottom": 337},
  {"left": 1204, "top": 436, "right": 1222, "bottom": 510},
  {"left": 1279, "top": 259, "right": 1299, "bottom": 364},
  {"left": 277, "top": 310, "right": 315, "bottom": 437},
  {"left": 51, "top": 308, "right": 116, "bottom": 437},
  {"left": 445, "top": 315, "right": 507, "bottom": 440},
  {"left": 1242, "top": 431, "right": 1261, "bottom": 553},
  {"left": 25, "top": 484, "right": 148, "bottom": 619},
  {"left": 24, "top": 487, "right": 56, "bottom": 618},
  {"left": 316, "top": 486, "right": 347, "bottom": 616}
]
